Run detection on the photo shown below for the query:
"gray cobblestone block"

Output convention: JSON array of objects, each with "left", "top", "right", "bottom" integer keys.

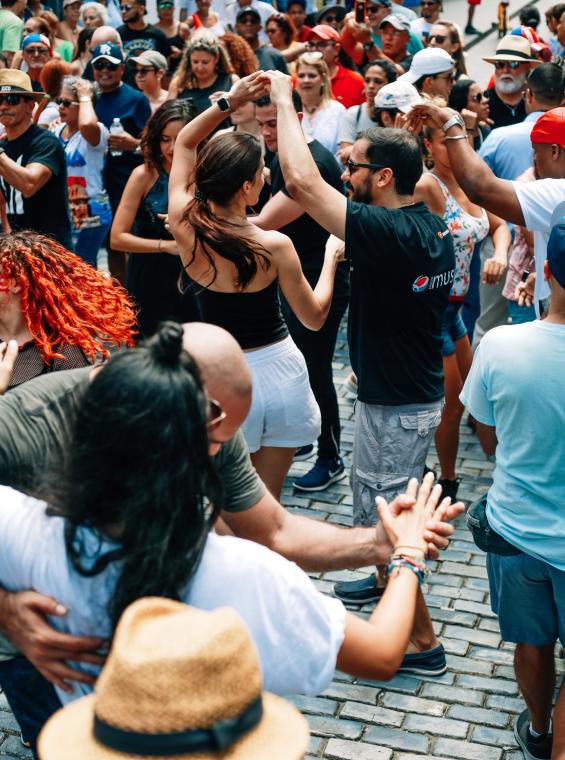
[
  {"left": 434, "top": 550, "right": 472, "bottom": 563},
  {"left": 453, "top": 600, "right": 496, "bottom": 618},
  {"left": 456, "top": 674, "right": 518, "bottom": 696},
  {"left": 381, "top": 693, "right": 446, "bottom": 717},
  {"left": 288, "top": 695, "right": 338, "bottom": 716},
  {"left": 464, "top": 577, "right": 490, "bottom": 591},
  {"left": 443, "top": 624, "right": 500, "bottom": 648},
  {"left": 323, "top": 570, "right": 368, "bottom": 582},
  {"left": 322, "top": 682, "right": 380, "bottom": 704},
  {"left": 324, "top": 738, "right": 393, "bottom": 760},
  {"left": 309, "top": 736, "right": 324, "bottom": 753},
  {"left": 442, "top": 638, "right": 470, "bottom": 656},
  {"left": 339, "top": 702, "right": 404, "bottom": 727},
  {"left": 440, "top": 562, "right": 488, "bottom": 580},
  {"left": 460, "top": 588, "right": 487, "bottom": 603},
  {"left": 445, "top": 654, "right": 493, "bottom": 676},
  {"left": 494, "top": 665, "right": 517, "bottom": 680},
  {"left": 312, "top": 579, "right": 340, "bottom": 595},
  {"left": 359, "top": 674, "right": 421, "bottom": 695},
  {"left": 288, "top": 506, "right": 329, "bottom": 520},
  {"left": 0, "top": 735, "right": 33, "bottom": 758},
  {"left": 480, "top": 618, "right": 502, "bottom": 633},
  {"left": 414, "top": 670, "right": 455, "bottom": 686},
  {"left": 447, "top": 704, "right": 510, "bottom": 728},
  {"left": 434, "top": 737, "right": 503, "bottom": 759},
  {"left": 470, "top": 646, "right": 514, "bottom": 666},
  {"left": 450, "top": 540, "right": 480, "bottom": 553},
  {"left": 396, "top": 755, "right": 445, "bottom": 760},
  {"left": 0, "top": 712, "right": 22, "bottom": 734},
  {"left": 421, "top": 683, "right": 484, "bottom": 706},
  {"left": 429, "top": 608, "right": 477, "bottom": 627},
  {"left": 503, "top": 752, "right": 525, "bottom": 759},
  {"left": 486, "top": 695, "right": 525, "bottom": 714},
  {"left": 430, "top": 574, "right": 464, "bottom": 588},
  {"left": 403, "top": 713, "right": 468, "bottom": 739},
  {"left": 363, "top": 725, "right": 429, "bottom": 753},
  {"left": 471, "top": 726, "right": 518, "bottom": 748},
  {"left": 307, "top": 715, "right": 364, "bottom": 740}
]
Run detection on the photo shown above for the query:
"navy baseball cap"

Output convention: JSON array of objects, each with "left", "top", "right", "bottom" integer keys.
[
  {"left": 547, "top": 221, "right": 565, "bottom": 288},
  {"left": 91, "top": 42, "right": 124, "bottom": 65}
]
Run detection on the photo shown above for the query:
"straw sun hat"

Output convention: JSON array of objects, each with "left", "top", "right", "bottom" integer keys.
[{"left": 38, "top": 598, "right": 309, "bottom": 760}]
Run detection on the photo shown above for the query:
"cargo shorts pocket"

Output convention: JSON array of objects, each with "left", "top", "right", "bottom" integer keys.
[{"left": 399, "top": 408, "right": 443, "bottom": 438}]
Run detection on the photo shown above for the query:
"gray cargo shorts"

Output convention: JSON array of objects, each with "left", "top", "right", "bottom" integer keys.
[{"left": 351, "top": 400, "right": 443, "bottom": 527}]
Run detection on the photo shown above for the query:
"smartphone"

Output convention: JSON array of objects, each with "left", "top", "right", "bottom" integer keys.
[{"left": 355, "top": 0, "right": 366, "bottom": 25}]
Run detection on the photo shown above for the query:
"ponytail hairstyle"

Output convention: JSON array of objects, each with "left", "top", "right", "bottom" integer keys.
[
  {"left": 184, "top": 132, "right": 270, "bottom": 289},
  {"left": 47, "top": 322, "right": 223, "bottom": 630}
]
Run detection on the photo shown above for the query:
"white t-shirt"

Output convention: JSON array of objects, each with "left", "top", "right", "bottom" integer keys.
[
  {"left": 0, "top": 487, "right": 346, "bottom": 703},
  {"left": 513, "top": 178, "right": 565, "bottom": 310},
  {"left": 301, "top": 100, "right": 346, "bottom": 161},
  {"left": 410, "top": 17, "right": 432, "bottom": 42},
  {"left": 55, "top": 123, "right": 109, "bottom": 200},
  {"left": 339, "top": 103, "right": 375, "bottom": 146}
]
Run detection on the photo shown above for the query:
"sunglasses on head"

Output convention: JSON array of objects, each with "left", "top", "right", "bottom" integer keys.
[
  {"left": 494, "top": 60, "right": 522, "bottom": 70},
  {"left": 56, "top": 97, "right": 77, "bottom": 107},
  {"left": 93, "top": 59, "right": 120, "bottom": 71},
  {"left": 428, "top": 33, "right": 446, "bottom": 43},
  {"left": 347, "top": 158, "right": 387, "bottom": 174},
  {"left": 0, "top": 94, "right": 24, "bottom": 106}
]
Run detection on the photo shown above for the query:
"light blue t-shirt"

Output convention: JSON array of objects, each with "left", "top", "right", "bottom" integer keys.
[
  {"left": 478, "top": 111, "right": 543, "bottom": 181},
  {"left": 460, "top": 321, "right": 565, "bottom": 571}
]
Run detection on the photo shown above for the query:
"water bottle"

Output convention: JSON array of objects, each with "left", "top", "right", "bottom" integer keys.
[{"left": 109, "top": 118, "right": 124, "bottom": 157}]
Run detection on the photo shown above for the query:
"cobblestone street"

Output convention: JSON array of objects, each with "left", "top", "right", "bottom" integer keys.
[{"left": 0, "top": 321, "right": 562, "bottom": 758}]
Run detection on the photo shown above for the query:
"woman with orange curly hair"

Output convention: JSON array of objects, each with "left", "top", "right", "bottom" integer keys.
[{"left": 0, "top": 231, "right": 136, "bottom": 390}]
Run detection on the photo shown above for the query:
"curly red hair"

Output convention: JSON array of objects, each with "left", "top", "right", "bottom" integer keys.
[{"left": 0, "top": 231, "right": 136, "bottom": 364}]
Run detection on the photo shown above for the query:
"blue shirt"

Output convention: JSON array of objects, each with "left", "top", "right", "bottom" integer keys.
[
  {"left": 478, "top": 111, "right": 544, "bottom": 181},
  {"left": 460, "top": 321, "right": 565, "bottom": 571}
]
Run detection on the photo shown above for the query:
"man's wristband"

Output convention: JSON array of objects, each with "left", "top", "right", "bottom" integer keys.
[
  {"left": 78, "top": 97, "right": 91, "bottom": 103},
  {"left": 445, "top": 134, "right": 468, "bottom": 142}
]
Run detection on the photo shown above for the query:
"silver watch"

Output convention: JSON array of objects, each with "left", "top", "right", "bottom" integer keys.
[
  {"left": 216, "top": 96, "right": 232, "bottom": 113},
  {"left": 442, "top": 113, "right": 465, "bottom": 134}
]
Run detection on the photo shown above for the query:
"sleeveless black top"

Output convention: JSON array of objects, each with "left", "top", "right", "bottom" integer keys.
[{"left": 187, "top": 278, "right": 289, "bottom": 350}]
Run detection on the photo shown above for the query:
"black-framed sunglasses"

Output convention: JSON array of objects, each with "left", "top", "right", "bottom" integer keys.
[
  {"left": 207, "top": 398, "right": 227, "bottom": 432},
  {"left": 134, "top": 66, "right": 156, "bottom": 75},
  {"left": 471, "top": 91, "right": 488, "bottom": 103},
  {"left": 428, "top": 33, "right": 446, "bottom": 43},
  {"left": 55, "top": 97, "right": 78, "bottom": 107},
  {"left": 494, "top": 60, "right": 522, "bottom": 70},
  {"left": 321, "top": 13, "right": 337, "bottom": 22},
  {"left": 93, "top": 59, "right": 121, "bottom": 71},
  {"left": 347, "top": 158, "right": 387, "bottom": 174},
  {"left": 121, "top": 2, "right": 134, "bottom": 10},
  {"left": 0, "top": 94, "right": 23, "bottom": 106}
]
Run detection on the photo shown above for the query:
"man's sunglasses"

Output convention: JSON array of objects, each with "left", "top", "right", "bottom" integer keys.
[
  {"left": 207, "top": 398, "right": 227, "bottom": 432},
  {"left": 347, "top": 158, "right": 387, "bottom": 174},
  {"left": 93, "top": 60, "right": 121, "bottom": 71},
  {"left": 121, "top": 3, "right": 134, "bottom": 10},
  {"left": 55, "top": 97, "right": 78, "bottom": 107},
  {"left": 421, "top": 1, "right": 438, "bottom": 5},
  {"left": 0, "top": 94, "right": 25, "bottom": 106},
  {"left": 25, "top": 46, "right": 49, "bottom": 56},
  {"left": 428, "top": 33, "right": 446, "bottom": 44},
  {"left": 494, "top": 60, "right": 522, "bottom": 70},
  {"left": 321, "top": 13, "right": 338, "bottom": 22}
]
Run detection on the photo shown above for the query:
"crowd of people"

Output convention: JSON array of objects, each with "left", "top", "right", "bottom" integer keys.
[{"left": 0, "top": 0, "right": 563, "bottom": 758}]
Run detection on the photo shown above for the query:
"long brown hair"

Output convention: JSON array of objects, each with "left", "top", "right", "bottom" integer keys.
[
  {"left": 174, "top": 34, "right": 234, "bottom": 93},
  {"left": 184, "top": 133, "right": 270, "bottom": 289}
]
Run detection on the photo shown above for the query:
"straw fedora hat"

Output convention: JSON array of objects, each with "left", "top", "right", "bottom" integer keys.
[
  {"left": 38, "top": 598, "right": 309, "bottom": 760},
  {"left": 0, "top": 69, "right": 44, "bottom": 100},
  {"left": 483, "top": 35, "right": 541, "bottom": 65}
]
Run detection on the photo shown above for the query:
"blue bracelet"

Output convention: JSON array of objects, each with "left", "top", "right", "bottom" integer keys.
[{"left": 388, "top": 556, "right": 425, "bottom": 585}]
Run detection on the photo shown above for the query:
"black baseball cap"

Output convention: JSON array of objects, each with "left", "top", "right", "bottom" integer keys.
[{"left": 236, "top": 6, "right": 261, "bottom": 22}]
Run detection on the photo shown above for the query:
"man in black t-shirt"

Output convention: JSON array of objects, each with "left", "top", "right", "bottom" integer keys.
[
  {"left": 254, "top": 95, "right": 350, "bottom": 492},
  {"left": 0, "top": 70, "right": 72, "bottom": 248},
  {"left": 266, "top": 70, "right": 455, "bottom": 673},
  {"left": 118, "top": 0, "right": 171, "bottom": 64}
]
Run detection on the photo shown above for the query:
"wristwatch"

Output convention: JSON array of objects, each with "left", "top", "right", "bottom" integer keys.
[
  {"left": 442, "top": 113, "right": 465, "bottom": 134},
  {"left": 216, "top": 96, "right": 232, "bottom": 113}
]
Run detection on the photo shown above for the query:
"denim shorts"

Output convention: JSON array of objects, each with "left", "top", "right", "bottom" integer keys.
[
  {"left": 441, "top": 302, "right": 468, "bottom": 357},
  {"left": 487, "top": 551, "right": 565, "bottom": 646},
  {"left": 351, "top": 399, "right": 443, "bottom": 526}
]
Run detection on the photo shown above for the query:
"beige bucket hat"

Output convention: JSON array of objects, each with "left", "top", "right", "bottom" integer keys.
[
  {"left": 483, "top": 35, "right": 542, "bottom": 65},
  {"left": 0, "top": 70, "right": 44, "bottom": 100},
  {"left": 38, "top": 598, "right": 309, "bottom": 760}
]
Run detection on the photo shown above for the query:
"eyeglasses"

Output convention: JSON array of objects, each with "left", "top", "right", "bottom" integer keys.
[
  {"left": 433, "top": 71, "right": 456, "bottom": 82},
  {"left": 471, "top": 91, "right": 488, "bottom": 103},
  {"left": 420, "top": 1, "right": 438, "bottom": 5},
  {"left": 320, "top": 13, "right": 337, "bottom": 22},
  {"left": 428, "top": 33, "right": 446, "bottom": 43},
  {"left": 120, "top": 3, "right": 134, "bottom": 9},
  {"left": 310, "top": 40, "right": 335, "bottom": 48},
  {"left": 366, "top": 5, "right": 381, "bottom": 13},
  {"left": 494, "top": 60, "right": 522, "bottom": 70},
  {"left": 207, "top": 398, "right": 226, "bottom": 432},
  {"left": 265, "top": 27, "right": 279, "bottom": 34},
  {"left": 93, "top": 59, "right": 120, "bottom": 71},
  {"left": 134, "top": 67, "right": 156, "bottom": 75},
  {"left": 25, "top": 46, "right": 49, "bottom": 56},
  {"left": 0, "top": 94, "right": 23, "bottom": 106},
  {"left": 347, "top": 158, "right": 387, "bottom": 174},
  {"left": 55, "top": 97, "right": 78, "bottom": 107}
]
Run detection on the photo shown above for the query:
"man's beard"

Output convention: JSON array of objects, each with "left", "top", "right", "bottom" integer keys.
[
  {"left": 351, "top": 178, "right": 373, "bottom": 204},
  {"left": 495, "top": 72, "right": 527, "bottom": 95}
]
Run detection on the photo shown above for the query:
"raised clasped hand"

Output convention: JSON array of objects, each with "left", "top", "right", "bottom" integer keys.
[
  {"left": 261, "top": 70, "right": 294, "bottom": 106},
  {"left": 404, "top": 103, "right": 457, "bottom": 134},
  {"left": 228, "top": 70, "right": 270, "bottom": 109}
]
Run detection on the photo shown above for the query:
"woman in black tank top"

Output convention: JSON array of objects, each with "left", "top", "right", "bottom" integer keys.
[{"left": 169, "top": 73, "right": 342, "bottom": 499}]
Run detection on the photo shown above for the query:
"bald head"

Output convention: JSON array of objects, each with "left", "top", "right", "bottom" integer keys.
[
  {"left": 91, "top": 25, "right": 122, "bottom": 48},
  {"left": 182, "top": 322, "right": 252, "bottom": 404}
]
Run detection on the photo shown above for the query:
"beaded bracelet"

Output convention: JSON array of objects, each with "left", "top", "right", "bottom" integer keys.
[{"left": 388, "top": 554, "right": 427, "bottom": 585}]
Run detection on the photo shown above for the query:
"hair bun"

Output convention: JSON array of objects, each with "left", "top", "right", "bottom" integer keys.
[{"left": 151, "top": 322, "right": 184, "bottom": 364}]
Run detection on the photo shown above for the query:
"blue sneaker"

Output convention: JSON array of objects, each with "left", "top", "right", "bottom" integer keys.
[
  {"left": 294, "top": 457, "right": 346, "bottom": 492},
  {"left": 398, "top": 644, "right": 447, "bottom": 676},
  {"left": 294, "top": 444, "right": 315, "bottom": 462}
]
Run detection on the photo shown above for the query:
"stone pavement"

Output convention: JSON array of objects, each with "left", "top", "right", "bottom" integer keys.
[{"left": 282, "top": 321, "right": 564, "bottom": 760}]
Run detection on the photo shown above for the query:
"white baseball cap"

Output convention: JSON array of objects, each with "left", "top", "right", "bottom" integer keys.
[
  {"left": 398, "top": 47, "right": 454, "bottom": 84},
  {"left": 374, "top": 80, "right": 422, "bottom": 112}
]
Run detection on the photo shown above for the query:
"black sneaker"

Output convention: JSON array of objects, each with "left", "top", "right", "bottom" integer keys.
[
  {"left": 294, "top": 457, "right": 346, "bottom": 492},
  {"left": 294, "top": 444, "right": 315, "bottom": 462},
  {"left": 334, "top": 575, "right": 385, "bottom": 604},
  {"left": 438, "top": 477, "right": 461, "bottom": 501},
  {"left": 398, "top": 644, "right": 447, "bottom": 676},
  {"left": 514, "top": 710, "right": 552, "bottom": 760},
  {"left": 465, "top": 24, "right": 480, "bottom": 34}
]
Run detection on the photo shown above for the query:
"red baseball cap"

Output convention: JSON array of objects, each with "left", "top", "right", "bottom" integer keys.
[
  {"left": 530, "top": 107, "right": 565, "bottom": 150},
  {"left": 308, "top": 24, "right": 341, "bottom": 43}
]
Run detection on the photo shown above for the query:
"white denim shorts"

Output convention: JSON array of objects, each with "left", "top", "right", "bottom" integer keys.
[{"left": 241, "top": 336, "right": 321, "bottom": 454}]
